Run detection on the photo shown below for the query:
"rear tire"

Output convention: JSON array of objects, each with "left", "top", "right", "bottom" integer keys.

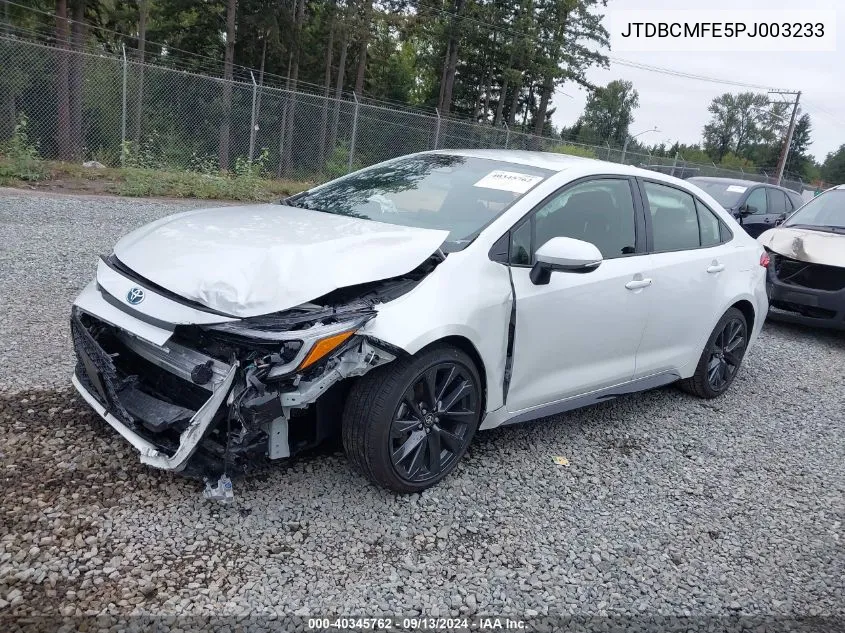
[
  {"left": 342, "top": 344, "right": 482, "bottom": 493},
  {"left": 679, "top": 307, "right": 749, "bottom": 399}
]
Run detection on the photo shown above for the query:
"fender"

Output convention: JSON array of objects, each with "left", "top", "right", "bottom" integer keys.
[{"left": 361, "top": 250, "right": 513, "bottom": 413}]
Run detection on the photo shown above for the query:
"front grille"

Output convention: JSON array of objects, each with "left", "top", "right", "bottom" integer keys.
[
  {"left": 771, "top": 254, "right": 845, "bottom": 291},
  {"left": 73, "top": 311, "right": 208, "bottom": 436},
  {"left": 71, "top": 313, "right": 136, "bottom": 427}
]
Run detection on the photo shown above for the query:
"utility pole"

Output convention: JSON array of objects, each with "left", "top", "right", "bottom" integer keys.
[{"left": 769, "top": 90, "right": 801, "bottom": 186}]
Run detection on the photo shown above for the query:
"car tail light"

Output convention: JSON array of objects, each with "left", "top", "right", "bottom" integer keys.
[{"left": 760, "top": 252, "right": 771, "bottom": 268}]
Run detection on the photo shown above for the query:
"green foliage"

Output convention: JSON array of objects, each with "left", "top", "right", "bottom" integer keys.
[
  {"left": 821, "top": 144, "right": 845, "bottom": 185},
  {"left": 323, "top": 143, "right": 361, "bottom": 180},
  {"left": 120, "top": 130, "right": 168, "bottom": 170},
  {"left": 549, "top": 144, "right": 597, "bottom": 159},
  {"left": 0, "top": 114, "right": 46, "bottom": 183},
  {"left": 703, "top": 92, "right": 780, "bottom": 162},
  {"left": 575, "top": 80, "right": 640, "bottom": 147},
  {"left": 719, "top": 152, "right": 755, "bottom": 170}
]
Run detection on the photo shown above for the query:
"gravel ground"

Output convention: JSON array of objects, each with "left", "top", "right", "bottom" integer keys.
[{"left": 0, "top": 191, "right": 843, "bottom": 629}]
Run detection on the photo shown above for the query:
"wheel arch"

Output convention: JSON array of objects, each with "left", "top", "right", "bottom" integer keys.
[
  {"left": 422, "top": 334, "right": 488, "bottom": 416},
  {"left": 730, "top": 298, "right": 756, "bottom": 334}
]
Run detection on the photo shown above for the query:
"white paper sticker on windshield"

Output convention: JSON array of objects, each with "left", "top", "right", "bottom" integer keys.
[
  {"left": 726, "top": 185, "right": 747, "bottom": 193},
  {"left": 473, "top": 170, "right": 544, "bottom": 194}
]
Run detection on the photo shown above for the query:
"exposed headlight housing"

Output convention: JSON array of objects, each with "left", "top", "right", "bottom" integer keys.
[{"left": 203, "top": 312, "right": 373, "bottom": 379}]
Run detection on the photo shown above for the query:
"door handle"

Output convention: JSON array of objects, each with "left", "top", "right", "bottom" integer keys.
[
  {"left": 625, "top": 278, "right": 653, "bottom": 290},
  {"left": 707, "top": 263, "right": 725, "bottom": 274}
]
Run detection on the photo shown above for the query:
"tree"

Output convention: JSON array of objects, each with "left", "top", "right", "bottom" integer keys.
[
  {"left": 133, "top": 0, "right": 150, "bottom": 141},
  {"left": 436, "top": 0, "right": 464, "bottom": 116},
  {"left": 532, "top": 0, "right": 609, "bottom": 138},
  {"left": 702, "top": 92, "right": 772, "bottom": 162},
  {"left": 69, "top": 0, "right": 86, "bottom": 157},
  {"left": 821, "top": 144, "right": 845, "bottom": 185},
  {"left": 55, "top": 0, "right": 72, "bottom": 160},
  {"left": 576, "top": 79, "right": 638, "bottom": 146},
  {"left": 218, "top": 0, "right": 237, "bottom": 171},
  {"left": 353, "top": 0, "right": 373, "bottom": 95}
]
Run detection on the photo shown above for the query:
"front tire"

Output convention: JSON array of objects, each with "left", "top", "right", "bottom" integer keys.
[
  {"left": 342, "top": 344, "right": 482, "bottom": 493},
  {"left": 679, "top": 307, "right": 749, "bottom": 399}
]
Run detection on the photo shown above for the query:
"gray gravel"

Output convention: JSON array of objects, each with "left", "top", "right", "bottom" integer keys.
[{"left": 0, "top": 191, "right": 843, "bottom": 625}]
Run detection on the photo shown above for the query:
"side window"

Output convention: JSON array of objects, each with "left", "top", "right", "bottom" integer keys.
[
  {"left": 695, "top": 199, "right": 721, "bottom": 247},
  {"left": 644, "top": 181, "right": 700, "bottom": 252},
  {"left": 509, "top": 220, "right": 532, "bottom": 265},
  {"left": 784, "top": 194, "right": 795, "bottom": 212},
  {"left": 745, "top": 188, "right": 768, "bottom": 215},
  {"left": 767, "top": 188, "right": 788, "bottom": 215},
  {"left": 533, "top": 178, "right": 637, "bottom": 259}
]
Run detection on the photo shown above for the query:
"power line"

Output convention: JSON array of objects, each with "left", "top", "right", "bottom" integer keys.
[{"left": 608, "top": 58, "right": 785, "bottom": 91}]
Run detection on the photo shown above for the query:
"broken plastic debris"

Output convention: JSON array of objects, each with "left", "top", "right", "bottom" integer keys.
[
  {"left": 552, "top": 456, "right": 570, "bottom": 466},
  {"left": 203, "top": 474, "right": 234, "bottom": 504}
]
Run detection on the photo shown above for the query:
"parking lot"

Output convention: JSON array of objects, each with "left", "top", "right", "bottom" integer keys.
[{"left": 0, "top": 191, "right": 843, "bottom": 623}]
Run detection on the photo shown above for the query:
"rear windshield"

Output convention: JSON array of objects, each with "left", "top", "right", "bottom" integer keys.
[
  {"left": 783, "top": 189, "right": 845, "bottom": 233},
  {"left": 688, "top": 179, "right": 748, "bottom": 207},
  {"left": 286, "top": 154, "right": 553, "bottom": 248}
]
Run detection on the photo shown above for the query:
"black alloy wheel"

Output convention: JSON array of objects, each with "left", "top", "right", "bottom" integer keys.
[
  {"left": 679, "top": 307, "right": 749, "bottom": 399},
  {"left": 342, "top": 344, "right": 482, "bottom": 493},
  {"left": 389, "top": 362, "right": 478, "bottom": 484},
  {"left": 706, "top": 317, "right": 747, "bottom": 391}
]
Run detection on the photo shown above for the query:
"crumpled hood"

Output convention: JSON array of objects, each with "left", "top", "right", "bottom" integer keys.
[
  {"left": 113, "top": 204, "right": 449, "bottom": 317},
  {"left": 758, "top": 226, "right": 845, "bottom": 269}
]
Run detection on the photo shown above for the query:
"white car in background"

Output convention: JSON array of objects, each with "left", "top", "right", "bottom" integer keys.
[{"left": 71, "top": 150, "right": 768, "bottom": 495}]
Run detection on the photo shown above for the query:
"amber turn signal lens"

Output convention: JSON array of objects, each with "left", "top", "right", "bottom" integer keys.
[{"left": 298, "top": 330, "right": 356, "bottom": 370}]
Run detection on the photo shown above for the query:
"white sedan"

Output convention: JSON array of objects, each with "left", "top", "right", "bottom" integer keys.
[{"left": 70, "top": 150, "right": 769, "bottom": 494}]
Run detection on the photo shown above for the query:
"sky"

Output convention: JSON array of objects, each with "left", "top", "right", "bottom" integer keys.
[{"left": 550, "top": 0, "right": 844, "bottom": 163}]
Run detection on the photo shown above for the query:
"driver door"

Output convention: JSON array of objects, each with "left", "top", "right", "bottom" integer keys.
[{"left": 504, "top": 177, "right": 651, "bottom": 414}]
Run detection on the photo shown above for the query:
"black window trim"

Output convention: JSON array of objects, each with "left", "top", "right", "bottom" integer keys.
[
  {"left": 489, "top": 174, "right": 647, "bottom": 266},
  {"left": 637, "top": 176, "right": 734, "bottom": 255}
]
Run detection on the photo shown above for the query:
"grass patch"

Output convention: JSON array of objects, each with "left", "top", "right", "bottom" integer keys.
[{"left": 0, "top": 159, "right": 310, "bottom": 202}]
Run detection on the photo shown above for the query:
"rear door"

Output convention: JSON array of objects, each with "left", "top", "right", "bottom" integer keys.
[
  {"left": 634, "top": 179, "right": 734, "bottom": 377},
  {"left": 740, "top": 187, "right": 769, "bottom": 237},
  {"left": 766, "top": 187, "right": 791, "bottom": 228}
]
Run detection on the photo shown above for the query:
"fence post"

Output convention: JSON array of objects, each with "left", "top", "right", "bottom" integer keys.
[
  {"left": 671, "top": 152, "right": 678, "bottom": 177},
  {"left": 433, "top": 108, "right": 441, "bottom": 150},
  {"left": 504, "top": 123, "right": 510, "bottom": 149},
  {"left": 348, "top": 92, "right": 359, "bottom": 173},
  {"left": 248, "top": 71, "right": 258, "bottom": 162},
  {"left": 606, "top": 143, "right": 611, "bottom": 160},
  {"left": 120, "top": 44, "right": 127, "bottom": 166}
]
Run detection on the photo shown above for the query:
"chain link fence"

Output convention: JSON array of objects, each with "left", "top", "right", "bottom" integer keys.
[{"left": 1, "top": 35, "right": 809, "bottom": 193}]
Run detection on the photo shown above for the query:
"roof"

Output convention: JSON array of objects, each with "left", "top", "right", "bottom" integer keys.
[{"left": 432, "top": 148, "right": 667, "bottom": 180}]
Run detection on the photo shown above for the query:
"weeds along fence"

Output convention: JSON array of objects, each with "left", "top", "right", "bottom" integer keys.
[{"left": 0, "top": 34, "right": 807, "bottom": 192}]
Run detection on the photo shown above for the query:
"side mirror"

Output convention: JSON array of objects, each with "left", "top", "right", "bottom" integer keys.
[
  {"left": 738, "top": 204, "right": 753, "bottom": 218},
  {"left": 529, "top": 237, "right": 602, "bottom": 285},
  {"left": 775, "top": 215, "right": 786, "bottom": 226}
]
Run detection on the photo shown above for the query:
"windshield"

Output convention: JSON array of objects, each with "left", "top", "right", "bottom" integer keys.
[
  {"left": 688, "top": 179, "right": 748, "bottom": 207},
  {"left": 783, "top": 189, "right": 845, "bottom": 232},
  {"left": 286, "top": 154, "right": 553, "bottom": 247}
]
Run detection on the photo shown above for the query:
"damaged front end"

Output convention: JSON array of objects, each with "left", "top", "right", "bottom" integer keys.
[
  {"left": 759, "top": 227, "right": 845, "bottom": 328},
  {"left": 68, "top": 266, "right": 451, "bottom": 480}
]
